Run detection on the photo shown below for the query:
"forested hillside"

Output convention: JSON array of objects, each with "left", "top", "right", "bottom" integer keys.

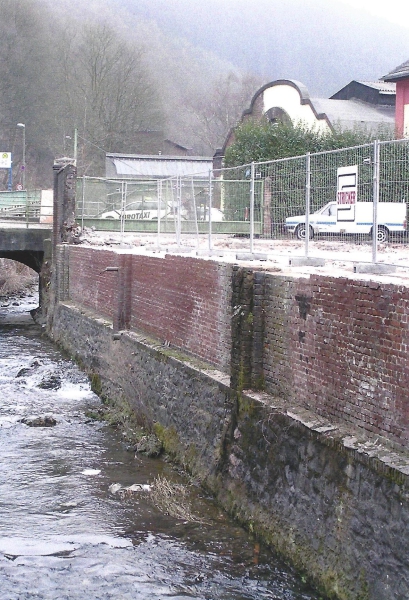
[{"left": 0, "top": 0, "right": 408, "bottom": 188}]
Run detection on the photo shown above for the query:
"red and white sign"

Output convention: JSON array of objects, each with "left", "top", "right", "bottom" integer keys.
[
  {"left": 337, "top": 165, "right": 358, "bottom": 205},
  {"left": 337, "top": 190, "right": 356, "bottom": 204}
]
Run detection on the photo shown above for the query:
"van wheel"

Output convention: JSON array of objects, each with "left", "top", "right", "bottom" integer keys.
[
  {"left": 295, "top": 224, "right": 314, "bottom": 240},
  {"left": 371, "top": 226, "right": 389, "bottom": 243}
]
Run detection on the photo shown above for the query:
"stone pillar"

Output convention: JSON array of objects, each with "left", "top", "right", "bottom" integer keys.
[
  {"left": 53, "top": 160, "right": 77, "bottom": 253},
  {"left": 115, "top": 254, "right": 132, "bottom": 332},
  {"left": 51, "top": 159, "right": 77, "bottom": 314}
]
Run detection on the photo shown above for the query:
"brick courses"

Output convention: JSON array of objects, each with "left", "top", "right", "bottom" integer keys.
[
  {"left": 129, "top": 254, "right": 232, "bottom": 371},
  {"left": 66, "top": 246, "right": 409, "bottom": 448},
  {"left": 262, "top": 273, "right": 409, "bottom": 447},
  {"left": 68, "top": 247, "right": 232, "bottom": 372}
]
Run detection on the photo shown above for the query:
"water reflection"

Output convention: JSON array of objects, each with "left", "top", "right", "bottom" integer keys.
[{"left": 0, "top": 295, "right": 323, "bottom": 599}]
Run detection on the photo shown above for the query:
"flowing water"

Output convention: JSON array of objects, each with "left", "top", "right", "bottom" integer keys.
[{"left": 0, "top": 293, "right": 323, "bottom": 600}]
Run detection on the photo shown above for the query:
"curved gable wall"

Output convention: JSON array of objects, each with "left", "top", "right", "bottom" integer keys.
[{"left": 262, "top": 81, "right": 331, "bottom": 133}]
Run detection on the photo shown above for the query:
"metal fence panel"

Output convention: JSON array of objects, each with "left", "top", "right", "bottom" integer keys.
[
  {"left": 0, "top": 190, "right": 41, "bottom": 225},
  {"left": 74, "top": 139, "right": 409, "bottom": 266}
]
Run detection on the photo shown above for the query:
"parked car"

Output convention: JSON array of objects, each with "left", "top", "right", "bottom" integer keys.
[
  {"left": 285, "top": 201, "right": 407, "bottom": 243},
  {"left": 101, "top": 200, "right": 170, "bottom": 221},
  {"left": 197, "top": 207, "right": 224, "bottom": 222}
]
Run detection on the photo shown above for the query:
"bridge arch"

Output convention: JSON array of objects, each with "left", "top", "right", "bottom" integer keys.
[{"left": 0, "top": 250, "right": 44, "bottom": 273}]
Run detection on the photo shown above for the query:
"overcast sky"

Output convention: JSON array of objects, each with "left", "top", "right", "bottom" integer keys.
[{"left": 337, "top": 0, "right": 409, "bottom": 28}]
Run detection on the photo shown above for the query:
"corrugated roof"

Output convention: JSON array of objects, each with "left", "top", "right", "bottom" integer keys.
[
  {"left": 357, "top": 81, "right": 396, "bottom": 94},
  {"left": 383, "top": 59, "right": 409, "bottom": 82},
  {"left": 311, "top": 98, "right": 395, "bottom": 131},
  {"left": 106, "top": 154, "right": 213, "bottom": 179}
]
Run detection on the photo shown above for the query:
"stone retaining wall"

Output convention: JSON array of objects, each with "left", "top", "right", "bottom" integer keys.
[
  {"left": 48, "top": 300, "right": 409, "bottom": 600},
  {"left": 47, "top": 245, "right": 409, "bottom": 599}
]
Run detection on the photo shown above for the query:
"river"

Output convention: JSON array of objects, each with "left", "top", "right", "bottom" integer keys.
[{"left": 0, "top": 292, "right": 323, "bottom": 600}]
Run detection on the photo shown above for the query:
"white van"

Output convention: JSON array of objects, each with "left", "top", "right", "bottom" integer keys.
[{"left": 285, "top": 165, "right": 407, "bottom": 242}]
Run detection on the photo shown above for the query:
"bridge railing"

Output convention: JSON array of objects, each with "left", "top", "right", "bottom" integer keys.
[{"left": 0, "top": 190, "right": 51, "bottom": 227}]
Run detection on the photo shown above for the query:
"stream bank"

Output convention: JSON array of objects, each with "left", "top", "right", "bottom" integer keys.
[{"left": 0, "top": 295, "right": 322, "bottom": 599}]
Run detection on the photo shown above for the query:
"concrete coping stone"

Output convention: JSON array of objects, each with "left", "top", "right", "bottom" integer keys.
[
  {"left": 196, "top": 249, "right": 225, "bottom": 257},
  {"left": 289, "top": 257, "right": 326, "bottom": 267},
  {"left": 236, "top": 252, "right": 268, "bottom": 261},
  {"left": 144, "top": 245, "right": 164, "bottom": 254},
  {"left": 353, "top": 262, "right": 397, "bottom": 274},
  {"left": 165, "top": 247, "right": 195, "bottom": 254}
]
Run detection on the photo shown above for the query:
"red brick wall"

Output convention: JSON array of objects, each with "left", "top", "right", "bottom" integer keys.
[
  {"left": 68, "top": 247, "right": 122, "bottom": 321},
  {"left": 263, "top": 273, "right": 409, "bottom": 447},
  {"left": 68, "top": 248, "right": 232, "bottom": 371},
  {"left": 129, "top": 254, "right": 232, "bottom": 371},
  {"left": 66, "top": 247, "right": 409, "bottom": 446}
]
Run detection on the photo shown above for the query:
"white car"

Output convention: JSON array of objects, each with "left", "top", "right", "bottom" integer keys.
[
  {"left": 285, "top": 201, "right": 407, "bottom": 242},
  {"left": 285, "top": 202, "right": 337, "bottom": 239},
  {"left": 197, "top": 207, "right": 224, "bottom": 222},
  {"left": 101, "top": 200, "right": 168, "bottom": 221}
]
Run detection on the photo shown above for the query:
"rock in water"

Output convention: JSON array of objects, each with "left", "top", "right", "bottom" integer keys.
[
  {"left": 38, "top": 375, "right": 62, "bottom": 390},
  {"left": 20, "top": 416, "right": 57, "bottom": 427},
  {"left": 135, "top": 434, "right": 163, "bottom": 458}
]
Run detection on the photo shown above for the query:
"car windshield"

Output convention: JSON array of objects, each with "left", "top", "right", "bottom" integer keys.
[
  {"left": 124, "top": 200, "right": 165, "bottom": 211},
  {"left": 314, "top": 203, "right": 332, "bottom": 214}
]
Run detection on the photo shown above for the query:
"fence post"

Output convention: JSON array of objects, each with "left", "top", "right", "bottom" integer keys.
[
  {"left": 372, "top": 139, "right": 380, "bottom": 264},
  {"left": 120, "top": 181, "right": 126, "bottom": 244},
  {"left": 176, "top": 175, "right": 182, "bottom": 247},
  {"left": 208, "top": 169, "right": 213, "bottom": 251},
  {"left": 157, "top": 179, "right": 162, "bottom": 246},
  {"left": 81, "top": 176, "right": 86, "bottom": 230},
  {"left": 305, "top": 152, "right": 311, "bottom": 258},
  {"left": 25, "top": 189, "right": 29, "bottom": 229},
  {"left": 250, "top": 161, "right": 255, "bottom": 254},
  {"left": 192, "top": 177, "right": 199, "bottom": 248}
]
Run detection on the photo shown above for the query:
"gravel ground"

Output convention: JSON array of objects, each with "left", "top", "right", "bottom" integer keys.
[{"left": 77, "top": 227, "right": 409, "bottom": 285}]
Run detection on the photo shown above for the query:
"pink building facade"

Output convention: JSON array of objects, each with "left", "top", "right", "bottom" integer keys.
[{"left": 384, "top": 59, "right": 409, "bottom": 138}]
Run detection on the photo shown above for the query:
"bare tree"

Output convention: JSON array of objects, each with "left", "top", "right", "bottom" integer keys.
[
  {"left": 183, "top": 72, "right": 262, "bottom": 154},
  {"left": 0, "top": 0, "right": 57, "bottom": 188},
  {"left": 59, "top": 22, "right": 165, "bottom": 175}
]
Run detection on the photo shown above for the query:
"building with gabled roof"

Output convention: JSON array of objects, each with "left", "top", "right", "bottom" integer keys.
[
  {"left": 383, "top": 59, "right": 409, "bottom": 138},
  {"left": 219, "top": 78, "right": 396, "bottom": 156},
  {"left": 330, "top": 80, "right": 396, "bottom": 106}
]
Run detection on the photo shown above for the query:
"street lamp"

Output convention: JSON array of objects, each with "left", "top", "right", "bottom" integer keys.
[{"left": 17, "top": 123, "right": 26, "bottom": 190}]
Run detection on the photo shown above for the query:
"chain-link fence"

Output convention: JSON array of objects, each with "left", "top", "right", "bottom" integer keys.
[{"left": 75, "top": 138, "right": 409, "bottom": 265}]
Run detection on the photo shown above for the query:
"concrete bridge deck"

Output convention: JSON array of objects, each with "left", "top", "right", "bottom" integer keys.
[{"left": 0, "top": 225, "right": 52, "bottom": 272}]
